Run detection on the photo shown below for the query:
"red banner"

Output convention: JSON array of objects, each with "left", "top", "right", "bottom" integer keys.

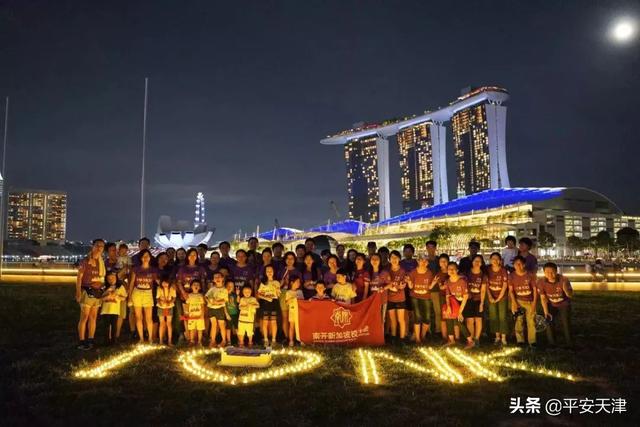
[{"left": 298, "top": 292, "right": 384, "bottom": 346}]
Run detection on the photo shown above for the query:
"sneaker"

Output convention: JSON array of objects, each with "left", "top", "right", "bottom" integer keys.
[
  {"left": 86, "top": 340, "right": 95, "bottom": 350},
  {"left": 465, "top": 340, "right": 475, "bottom": 349},
  {"left": 77, "top": 342, "right": 89, "bottom": 351}
]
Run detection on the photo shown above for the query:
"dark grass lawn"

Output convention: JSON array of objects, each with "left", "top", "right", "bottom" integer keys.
[{"left": 0, "top": 283, "right": 638, "bottom": 426}]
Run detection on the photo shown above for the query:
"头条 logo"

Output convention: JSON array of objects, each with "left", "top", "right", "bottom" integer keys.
[{"left": 330, "top": 307, "right": 352, "bottom": 329}]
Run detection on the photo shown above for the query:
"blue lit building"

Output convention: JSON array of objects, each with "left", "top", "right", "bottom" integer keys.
[{"left": 253, "top": 188, "right": 639, "bottom": 256}]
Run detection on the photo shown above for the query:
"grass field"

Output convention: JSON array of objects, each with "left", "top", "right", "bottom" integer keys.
[{"left": 1, "top": 283, "right": 638, "bottom": 426}]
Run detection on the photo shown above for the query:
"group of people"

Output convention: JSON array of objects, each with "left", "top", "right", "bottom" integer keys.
[{"left": 75, "top": 235, "right": 574, "bottom": 351}]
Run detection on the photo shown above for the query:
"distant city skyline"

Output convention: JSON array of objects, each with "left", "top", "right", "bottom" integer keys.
[{"left": 7, "top": 189, "right": 67, "bottom": 241}]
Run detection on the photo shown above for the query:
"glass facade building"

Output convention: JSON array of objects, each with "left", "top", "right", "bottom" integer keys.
[
  {"left": 7, "top": 189, "right": 67, "bottom": 241},
  {"left": 397, "top": 123, "right": 434, "bottom": 212},
  {"left": 344, "top": 136, "right": 380, "bottom": 222},
  {"left": 451, "top": 104, "right": 491, "bottom": 197}
]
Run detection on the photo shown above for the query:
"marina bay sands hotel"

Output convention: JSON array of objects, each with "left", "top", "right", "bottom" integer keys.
[{"left": 320, "top": 86, "right": 510, "bottom": 222}]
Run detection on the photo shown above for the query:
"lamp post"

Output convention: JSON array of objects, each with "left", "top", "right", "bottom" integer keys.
[{"left": 0, "top": 96, "right": 9, "bottom": 280}]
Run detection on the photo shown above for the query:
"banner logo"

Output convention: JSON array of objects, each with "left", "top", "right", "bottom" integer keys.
[{"left": 330, "top": 307, "right": 352, "bottom": 329}]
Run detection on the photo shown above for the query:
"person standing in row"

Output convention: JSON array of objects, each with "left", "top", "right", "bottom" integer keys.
[
  {"left": 407, "top": 254, "right": 434, "bottom": 344},
  {"left": 387, "top": 251, "right": 408, "bottom": 343},
  {"left": 443, "top": 262, "right": 475, "bottom": 348},
  {"left": 352, "top": 253, "right": 370, "bottom": 302},
  {"left": 218, "top": 241, "right": 237, "bottom": 271},
  {"left": 75, "top": 239, "right": 106, "bottom": 350},
  {"left": 431, "top": 254, "right": 450, "bottom": 341},
  {"left": 464, "top": 255, "right": 487, "bottom": 345},
  {"left": 128, "top": 249, "right": 158, "bottom": 344},
  {"left": 509, "top": 256, "right": 538, "bottom": 347},
  {"left": 458, "top": 241, "right": 484, "bottom": 277},
  {"left": 538, "top": 262, "right": 574, "bottom": 348},
  {"left": 518, "top": 237, "right": 538, "bottom": 273},
  {"left": 176, "top": 249, "right": 206, "bottom": 341},
  {"left": 486, "top": 252, "right": 509, "bottom": 345},
  {"left": 279, "top": 252, "right": 300, "bottom": 340},
  {"left": 502, "top": 236, "right": 518, "bottom": 272}
]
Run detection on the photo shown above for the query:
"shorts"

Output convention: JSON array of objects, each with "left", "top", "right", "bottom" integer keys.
[
  {"left": 463, "top": 299, "right": 481, "bottom": 318},
  {"left": 79, "top": 290, "right": 102, "bottom": 308},
  {"left": 157, "top": 306, "right": 174, "bottom": 318},
  {"left": 260, "top": 299, "right": 279, "bottom": 319},
  {"left": 208, "top": 307, "right": 227, "bottom": 321},
  {"left": 237, "top": 321, "right": 254, "bottom": 337},
  {"left": 187, "top": 318, "right": 205, "bottom": 331},
  {"left": 411, "top": 297, "right": 432, "bottom": 324},
  {"left": 387, "top": 301, "right": 406, "bottom": 310},
  {"left": 131, "top": 288, "right": 154, "bottom": 308},
  {"left": 404, "top": 287, "right": 412, "bottom": 310},
  {"left": 228, "top": 314, "right": 239, "bottom": 329}
]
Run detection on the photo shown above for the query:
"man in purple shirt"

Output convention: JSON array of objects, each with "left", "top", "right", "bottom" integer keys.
[
  {"left": 518, "top": 237, "right": 538, "bottom": 273},
  {"left": 217, "top": 241, "right": 237, "bottom": 270},
  {"left": 131, "top": 237, "right": 157, "bottom": 268},
  {"left": 400, "top": 243, "right": 418, "bottom": 272}
]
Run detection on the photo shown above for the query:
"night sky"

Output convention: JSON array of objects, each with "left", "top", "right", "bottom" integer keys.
[{"left": 1, "top": 0, "right": 638, "bottom": 242}]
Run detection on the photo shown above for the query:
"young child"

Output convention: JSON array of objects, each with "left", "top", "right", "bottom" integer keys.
[
  {"left": 205, "top": 272, "right": 228, "bottom": 347},
  {"left": 101, "top": 271, "right": 128, "bottom": 345},
  {"left": 225, "top": 280, "right": 239, "bottom": 345},
  {"left": 237, "top": 285, "right": 260, "bottom": 347},
  {"left": 156, "top": 277, "right": 176, "bottom": 346},
  {"left": 117, "top": 243, "right": 137, "bottom": 338},
  {"left": 501, "top": 236, "right": 518, "bottom": 272},
  {"left": 285, "top": 277, "right": 304, "bottom": 346},
  {"left": 257, "top": 265, "right": 281, "bottom": 348},
  {"left": 331, "top": 268, "right": 357, "bottom": 304},
  {"left": 310, "top": 282, "right": 329, "bottom": 300},
  {"left": 185, "top": 280, "right": 206, "bottom": 345}
]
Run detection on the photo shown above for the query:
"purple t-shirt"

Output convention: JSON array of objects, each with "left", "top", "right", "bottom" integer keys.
[
  {"left": 400, "top": 258, "right": 418, "bottom": 273},
  {"left": 177, "top": 265, "right": 206, "bottom": 292},
  {"left": 133, "top": 266, "right": 158, "bottom": 290},
  {"left": 231, "top": 264, "right": 256, "bottom": 293}
]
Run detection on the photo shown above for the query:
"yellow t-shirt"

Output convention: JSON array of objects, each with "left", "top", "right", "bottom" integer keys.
[
  {"left": 258, "top": 280, "right": 281, "bottom": 301},
  {"left": 156, "top": 286, "right": 177, "bottom": 309},
  {"left": 186, "top": 293, "right": 204, "bottom": 319},
  {"left": 332, "top": 283, "right": 357, "bottom": 303},
  {"left": 205, "top": 286, "right": 228, "bottom": 309},
  {"left": 101, "top": 285, "right": 128, "bottom": 315},
  {"left": 239, "top": 296, "right": 259, "bottom": 323}
]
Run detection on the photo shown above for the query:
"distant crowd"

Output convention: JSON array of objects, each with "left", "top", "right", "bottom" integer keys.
[{"left": 74, "top": 235, "right": 574, "bottom": 351}]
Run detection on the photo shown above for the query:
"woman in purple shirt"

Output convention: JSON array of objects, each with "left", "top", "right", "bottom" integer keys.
[
  {"left": 128, "top": 250, "right": 159, "bottom": 344},
  {"left": 278, "top": 252, "right": 301, "bottom": 339},
  {"left": 176, "top": 249, "right": 206, "bottom": 340},
  {"left": 322, "top": 255, "right": 340, "bottom": 295},
  {"left": 300, "top": 253, "right": 323, "bottom": 299}
]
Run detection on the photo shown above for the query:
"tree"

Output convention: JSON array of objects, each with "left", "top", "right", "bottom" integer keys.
[
  {"left": 591, "top": 231, "right": 613, "bottom": 258},
  {"left": 616, "top": 227, "right": 640, "bottom": 253},
  {"left": 537, "top": 231, "right": 555, "bottom": 250},
  {"left": 566, "top": 236, "right": 584, "bottom": 255},
  {"left": 429, "top": 226, "right": 452, "bottom": 246}
]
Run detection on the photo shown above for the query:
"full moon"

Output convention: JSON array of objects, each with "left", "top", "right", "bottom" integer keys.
[{"left": 610, "top": 18, "right": 636, "bottom": 43}]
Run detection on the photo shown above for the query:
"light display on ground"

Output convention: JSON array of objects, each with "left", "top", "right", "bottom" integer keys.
[
  {"left": 355, "top": 347, "right": 577, "bottom": 385},
  {"left": 73, "top": 344, "right": 161, "bottom": 379},
  {"left": 72, "top": 345, "right": 576, "bottom": 385},
  {"left": 178, "top": 347, "right": 323, "bottom": 385}
]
